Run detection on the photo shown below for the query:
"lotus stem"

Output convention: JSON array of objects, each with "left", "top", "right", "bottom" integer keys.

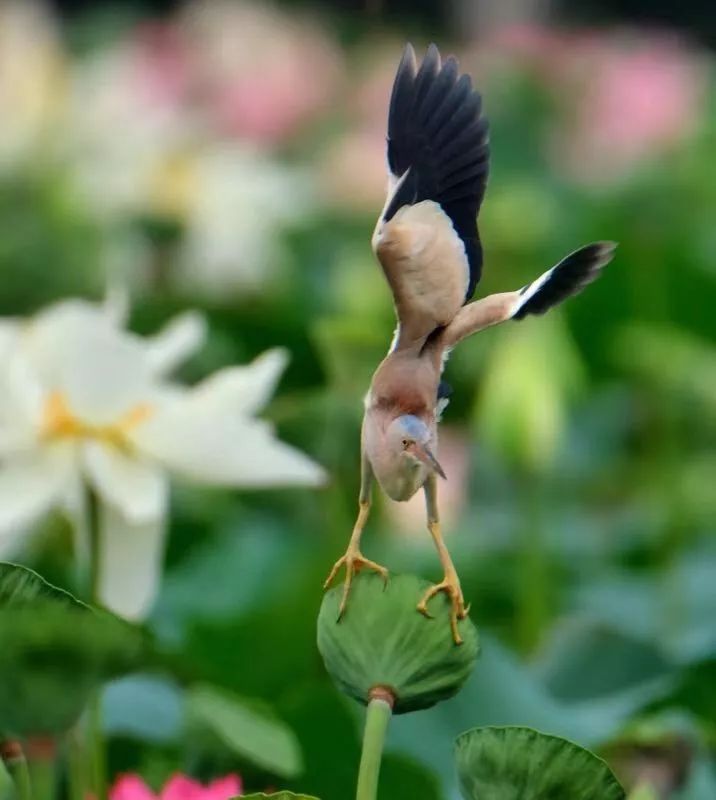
[
  {"left": 66, "top": 731, "right": 87, "bottom": 800},
  {"left": 86, "top": 489, "right": 107, "bottom": 800},
  {"left": 356, "top": 689, "right": 393, "bottom": 800},
  {"left": 1, "top": 741, "right": 32, "bottom": 800},
  {"left": 26, "top": 738, "right": 57, "bottom": 800}
]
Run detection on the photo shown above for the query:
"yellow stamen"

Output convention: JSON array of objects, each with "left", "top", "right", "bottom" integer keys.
[{"left": 40, "top": 391, "right": 154, "bottom": 452}]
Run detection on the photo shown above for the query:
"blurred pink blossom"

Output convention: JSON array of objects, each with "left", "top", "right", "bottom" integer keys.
[
  {"left": 483, "top": 22, "right": 578, "bottom": 78},
  {"left": 351, "top": 42, "right": 407, "bottom": 133},
  {"left": 111, "top": 773, "right": 243, "bottom": 800},
  {"left": 181, "top": 0, "right": 343, "bottom": 145},
  {"left": 319, "top": 130, "right": 386, "bottom": 211},
  {"left": 318, "top": 43, "right": 406, "bottom": 211},
  {"left": 469, "top": 24, "right": 705, "bottom": 185},
  {"left": 553, "top": 32, "right": 706, "bottom": 184},
  {"left": 131, "top": 21, "right": 190, "bottom": 109}
]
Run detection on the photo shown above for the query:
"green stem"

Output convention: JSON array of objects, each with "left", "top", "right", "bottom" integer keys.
[
  {"left": 65, "top": 732, "right": 86, "bottom": 800},
  {"left": 89, "top": 695, "right": 107, "bottom": 800},
  {"left": 25, "top": 739, "right": 56, "bottom": 800},
  {"left": 516, "top": 474, "right": 549, "bottom": 654},
  {"left": 1, "top": 742, "right": 32, "bottom": 800},
  {"left": 87, "top": 489, "right": 102, "bottom": 607},
  {"left": 356, "top": 693, "right": 393, "bottom": 800},
  {"left": 27, "top": 760, "right": 54, "bottom": 800},
  {"left": 87, "top": 491, "right": 108, "bottom": 800}
]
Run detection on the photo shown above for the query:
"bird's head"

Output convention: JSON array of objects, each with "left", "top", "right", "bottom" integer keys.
[{"left": 387, "top": 414, "right": 446, "bottom": 479}]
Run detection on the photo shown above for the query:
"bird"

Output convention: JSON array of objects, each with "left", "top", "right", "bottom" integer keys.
[{"left": 323, "top": 43, "right": 616, "bottom": 644}]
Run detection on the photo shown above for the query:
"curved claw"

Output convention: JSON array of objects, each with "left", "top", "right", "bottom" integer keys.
[
  {"left": 416, "top": 573, "right": 469, "bottom": 645},
  {"left": 323, "top": 549, "right": 389, "bottom": 621}
]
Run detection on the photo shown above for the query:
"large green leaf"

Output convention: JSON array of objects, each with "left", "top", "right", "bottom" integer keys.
[
  {"left": 238, "top": 794, "right": 320, "bottom": 799},
  {"left": 187, "top": 684, "right": 303, "bottom": 778},
  {"left": 0, "top": 562, "right": 86, "bottom": 608},
  {"left": 0, "top": 562, "right": 146, "bottom": 735},
  {"left": 455, "top": 726, "right": 626, "bottom": 800},
  {"left": 532, "top": 618, "right": 673, "bottom": 701},
  {"left": 391, "top": 632, "right": 658, "bottom": 790}
]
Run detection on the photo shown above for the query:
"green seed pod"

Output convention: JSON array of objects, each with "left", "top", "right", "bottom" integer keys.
[{"left": 317, "top": 573, "right": 479, "bottom": 714}]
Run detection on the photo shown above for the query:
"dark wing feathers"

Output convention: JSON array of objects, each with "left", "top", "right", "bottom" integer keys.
[
  {"left": 386, "top": 46, "right": 418, "bottom": 177},
  {"left": 418, "top": 58, "right": 459, "bottom": 128},
  {"left": 512, "top": 243, "right": 617, "bottom": 320},
  {"left": 384, "top": 43, "right": 489, "bottom": 298}
]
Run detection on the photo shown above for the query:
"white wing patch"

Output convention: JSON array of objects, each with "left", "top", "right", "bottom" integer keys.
[
  {"left": 388, "top": 323, "right": 401, "bottom": 354},
  {"left": 509, "top": 264, "right": 556, "bottom": 318},
  {"left": 436, "top": 396, "right": 450, "bottom": 420}
]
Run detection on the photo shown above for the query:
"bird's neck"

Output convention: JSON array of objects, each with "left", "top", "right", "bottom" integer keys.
[{"left": 367, "top": 349, "right": 440, "bottom": 419}]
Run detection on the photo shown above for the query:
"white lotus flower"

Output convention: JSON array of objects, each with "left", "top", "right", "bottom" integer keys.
[
  {"left": 177, "top": 145, "right": 315, "bottom": 296},
  {"left": 0, "top": 300, "right": 325, "bottom": 619},
  {"left": 0, "top": 1, "right": 66, "bottom": 172}
]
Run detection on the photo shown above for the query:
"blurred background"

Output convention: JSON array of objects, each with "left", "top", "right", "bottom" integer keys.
[{"left": 2, "top": 0, "right": 716, "bottom": 797}]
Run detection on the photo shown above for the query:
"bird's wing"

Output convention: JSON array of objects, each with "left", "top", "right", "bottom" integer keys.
[
  {"left": 442, "top": 242, "right": 617, "bottom": 346},
  {"left": 373, "top": 43, "right": 490, "bottom": 351}
]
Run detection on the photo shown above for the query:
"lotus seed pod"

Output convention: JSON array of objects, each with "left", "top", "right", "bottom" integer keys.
[{"left": 317, "top": 573, "right": 479, "bottom": 714}]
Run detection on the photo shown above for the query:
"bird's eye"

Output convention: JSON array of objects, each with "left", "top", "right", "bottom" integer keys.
[{"left": 401, "top": 439, "right": 409, "bottom": 448}]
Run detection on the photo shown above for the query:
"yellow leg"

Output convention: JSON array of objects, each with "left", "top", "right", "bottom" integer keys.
[
  {"left": 416, "top": 474, "right": 468, "bottom": 645},
  {"left": 323, "top": 457, "right": 388, "bottom": 619}
]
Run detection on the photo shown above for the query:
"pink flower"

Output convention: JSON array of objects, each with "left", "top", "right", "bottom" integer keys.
[
  {"left": 553, "top": 31, "right": 706, "bottom": 184},
  {"left": 180, "top": 1, "right": 343, "bottom": 145},
  {"left": 130, "top": 21, "right": 190, "bottom": 109},
  {"left": 319, "top": 129, "right": 386, "bottom": 211},
  {"left": 111, "top": 773, "right": 243, "bottom": 800},
  {"left": 487, "top": 22, "right": 580, "bottom": 78}
]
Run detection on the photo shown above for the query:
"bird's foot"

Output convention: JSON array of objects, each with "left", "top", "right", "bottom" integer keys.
[
  {"left": 323, "top": 548, "right": 389, "bottom": 620},
  {"left": 416, "top": 569, "right": 469, "bottom": 645}
]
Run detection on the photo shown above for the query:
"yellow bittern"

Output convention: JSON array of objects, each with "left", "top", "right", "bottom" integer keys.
[{"left": 324, "top": 43, "right": 616, "bottom": 643}]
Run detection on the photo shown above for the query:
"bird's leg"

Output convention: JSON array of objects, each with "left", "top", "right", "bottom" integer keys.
[
  {"left": 416, "top": 473, "right": 468, "bottom": 644},
  {"left": 323, "top": 455, "right": 388, "bottom": 619}
]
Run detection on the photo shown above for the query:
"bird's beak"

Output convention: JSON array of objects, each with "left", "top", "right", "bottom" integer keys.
[{"left": 409, "top": 442, "right": 446, "bottom": 479}]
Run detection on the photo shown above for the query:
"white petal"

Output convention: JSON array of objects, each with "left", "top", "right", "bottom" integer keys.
[
  {"left": 136, "top": 407, "right": 325, "bottom": 488},
  {"left": 0, "top": 319, "right": 20, "bottom": 358},
  {"left": 98, "top": 502, "right": 166, "bottom": 621},
  {"left": 188, "top": 348, "right": 289, "bottom": 417},
  {"left": 83, "top": 441, "right": 168, "bottom": 523},
  {"left": 235, "top": 421, "right": 329, "bottom": 486},
  {"left": 0, "top": 352, "right": 44, "bottom": 454},
  {"left": 144, "top": 311, "right": 207, "bottom": 376},
  {"left": 26, "top": 305, "right": 153, "bottom": 424},
  {"left": 0, "top": 524, "right": 34, "bottom": 559},
  {"left": 0, "top": 446, "right": 74, "bottom": 543}
]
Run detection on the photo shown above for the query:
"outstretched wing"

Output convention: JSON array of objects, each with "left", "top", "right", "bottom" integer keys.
[
  {"left": 372, "top": 43, "right": 490, "bottom": 351},
  {"left": 442, "top": 242, "right": 617, "bottom": 347}
]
